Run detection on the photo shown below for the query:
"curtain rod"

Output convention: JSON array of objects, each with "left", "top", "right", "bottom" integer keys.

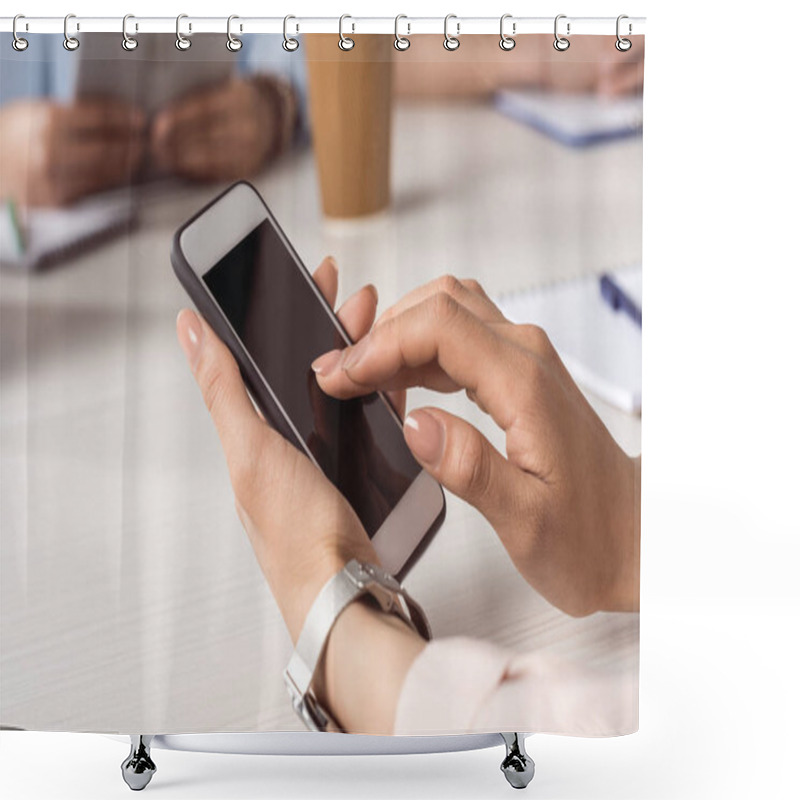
[{"left": 0, "top": 16, "right": 646, "bottom": 37}]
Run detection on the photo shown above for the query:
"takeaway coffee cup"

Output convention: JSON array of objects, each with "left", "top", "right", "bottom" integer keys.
[{"left": 304, "top": 34, "right": 393, "bottom": 219}]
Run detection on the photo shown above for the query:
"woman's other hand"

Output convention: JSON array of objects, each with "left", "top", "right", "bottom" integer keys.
[
  {"left": 176, "top": 258, "right": 379, "bottom": 642},
  {"left": 314, "top": 276, "right": 641, "bottom": 617}
]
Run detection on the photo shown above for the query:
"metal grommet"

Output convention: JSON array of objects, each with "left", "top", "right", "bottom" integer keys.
[
  {"left": 12, "top": 14, "right": 29, "bottom": 51},
  {"left": 63, "top": 13, "right": 79, "bottom": 51},
  {"left": 499, "top": 13, "right": 516, "bottom": 51},
  {"left": 282, "top": 15, "right": 299, "bottom": 51},
  {"left": 338, "top": 14, "right": 354, "bottom": 51},
  {"left": 122, "top": 14, "right": 138, "bottom": 51},
  {"left": 226, "top": 15, "right": 242, "bottom": 52},
  {"left": 553, "top": 14, "right": 570, "bottom": 52},
  {"left": 394, "top": 14, "right": 410, "bottom": 51},
  {"left": 443, "top": 14, "right": 460, "bottom": 51},
  {"left": 175, "top": 14, "right": 191, "bottom": 51},
  {"left": 615, "top": 14, "right": 632, "bottom": 52}
]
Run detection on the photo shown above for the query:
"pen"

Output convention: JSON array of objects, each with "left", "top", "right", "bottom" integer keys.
[
  {"left": 599, "top": 273, "right": 642, "bottom": 328},
  {"left": 7, "top": 199, "right": 26, "bottom": 255}
]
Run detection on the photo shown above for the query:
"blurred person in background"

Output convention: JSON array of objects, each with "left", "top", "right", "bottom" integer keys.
[
  {"left": 0, "top": 33, "right": 302, "bottom": 208},
  {"left": 1, "top": 33, "right": 641, "bottom": 209}
]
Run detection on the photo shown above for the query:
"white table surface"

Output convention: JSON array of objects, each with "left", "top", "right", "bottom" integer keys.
[{"left": 0, "top": 102, "right": 641, "bottom": 733}]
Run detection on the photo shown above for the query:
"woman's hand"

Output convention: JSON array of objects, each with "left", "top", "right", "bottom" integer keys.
[
  {"left": 151, "top": 77, "right": 289, "bottom": 182},
  {"left": 0, "top": 99, "right": 144, "bottom": 207},
  {"left": 178, "top": 258, "right": 428, "bottom": 735},
  {"left": 314, "top": 276, "right": 640, "bottom": 617},
  {"left": 176, "top": 258, "right": 380, "bottom": 642}
]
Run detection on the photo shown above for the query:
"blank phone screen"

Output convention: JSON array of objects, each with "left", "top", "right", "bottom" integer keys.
[{"left": 202, "top": 218, "right": 422, "bottom": 537}]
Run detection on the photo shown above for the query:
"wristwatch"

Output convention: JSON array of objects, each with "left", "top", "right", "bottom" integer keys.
[
  {"left": 283, "top": 560, "right": 431, "bottom": 732},
  {"left": 249, "top": 74, "right": 298, "bottom": 162}
]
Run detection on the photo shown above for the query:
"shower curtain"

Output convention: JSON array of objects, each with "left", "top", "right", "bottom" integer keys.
[{"left": 0, "top": 22, "right": 643, "bottom": 740}]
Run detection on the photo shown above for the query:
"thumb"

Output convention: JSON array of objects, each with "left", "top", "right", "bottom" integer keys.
[
  {"left": 176, "top": 309, "right": 268, "bottom": 471},
  {"left": 403, "top": 407, "right": 525, "bottom": 530}
]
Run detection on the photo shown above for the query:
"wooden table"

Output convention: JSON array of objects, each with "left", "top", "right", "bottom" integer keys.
[{"left": 0, "top": 102, "right": 641, "bottom": 733}]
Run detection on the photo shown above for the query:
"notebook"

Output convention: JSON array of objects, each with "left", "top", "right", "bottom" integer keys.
[
  {"left": 497, "top": 267, "right": 642, "bottom": 414},
  {"left": 495, "top": 89, "right": 643, "bottom": 147},
  {"left": 0, "top": 192, "right": 136, "bottom": 272}
]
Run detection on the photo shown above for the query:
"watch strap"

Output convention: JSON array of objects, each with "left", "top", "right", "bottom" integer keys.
[{"left": 283, "top": 560, "right": 431, "bottom": 732}]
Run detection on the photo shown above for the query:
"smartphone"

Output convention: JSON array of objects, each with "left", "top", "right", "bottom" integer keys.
[{"left": 171, "top": 182, "right": 445, "bottom": 579}]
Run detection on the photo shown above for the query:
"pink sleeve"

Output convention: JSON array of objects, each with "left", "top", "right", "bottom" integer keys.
[{"left": 393, "top": 637, "right": 638, "bottom": 736}]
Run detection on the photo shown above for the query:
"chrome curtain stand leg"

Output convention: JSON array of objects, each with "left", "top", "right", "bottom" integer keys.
[
  {"left": 121, "top": 735, "right": 157, "bottom": 791},
  {"left": 500, "top": 732, "right": 535, "bottom": 789}
]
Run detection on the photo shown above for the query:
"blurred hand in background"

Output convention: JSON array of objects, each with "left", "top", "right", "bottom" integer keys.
[
  {"left": 0, "top": 98, "right": 144, "bottom": 207},
  {"left": 394, "top": 34, "right": 644, "bottom": 99},
  {"left": 150, "top": 76, "right": 294, "bottom": 183}
]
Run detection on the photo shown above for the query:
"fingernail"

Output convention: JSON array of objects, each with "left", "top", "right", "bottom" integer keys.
[
  {"left": 404, "top": 410, "right": 445, "bottom": 467},
  {"left": 177, "top": 309, "right": 203, "bottom": 372},
  {"left": 327, "top": 255, "right": 338, "bottom": 274},
  {"left": 311, "top": 349, "right": 342, "bottom": 377},
  {"left": 342, "top": 337, "right": 369, "bottom": 372}
]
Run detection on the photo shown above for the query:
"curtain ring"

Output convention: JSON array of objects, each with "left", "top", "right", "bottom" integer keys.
[
  {"left": 394, "top": 15, "right": 410, "bottom": 51},
  {"left": 553, "top": 14, "right": 570, "bottom": 51},
  {"left": 499, "top": 14, "right": 516, "bottom": 51},
  {"left": 283, "top": 15, "right": 299, "bottom": 51},
  {"left": 176, "top": 14, "right": 191, "bottom": 51},
  {"left": 339, "top": 14, "right": 354, "bottom": 51},
  {"left": 12, "top": 14, "right": 28, "bottom": 52},
  {"left": 443, "top": 14, "right": 460, "bottom": 51},
  {"left": 226, "top": 15, "right": 242, "bottom": 51},
  {"left": 615, "top": 14, "right": 632, "bottom": 51},
  {"left": 63, "top": 13, "right": 79, "bottom": 51},
  {"left": 122, "top": 14, "right": 138, "bottom": 51}
]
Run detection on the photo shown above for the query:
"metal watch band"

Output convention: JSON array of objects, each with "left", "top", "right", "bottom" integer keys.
[{"left": 283, "top": 559, "right": 431, "bottom": 732}]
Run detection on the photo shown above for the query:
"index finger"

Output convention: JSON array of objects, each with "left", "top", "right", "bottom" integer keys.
[
  {"left": 376, "top": 274, "right": 507, "bottom": 327},
  {"left": 315, "top": 293, "right": 534, "bottom": 432}
]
